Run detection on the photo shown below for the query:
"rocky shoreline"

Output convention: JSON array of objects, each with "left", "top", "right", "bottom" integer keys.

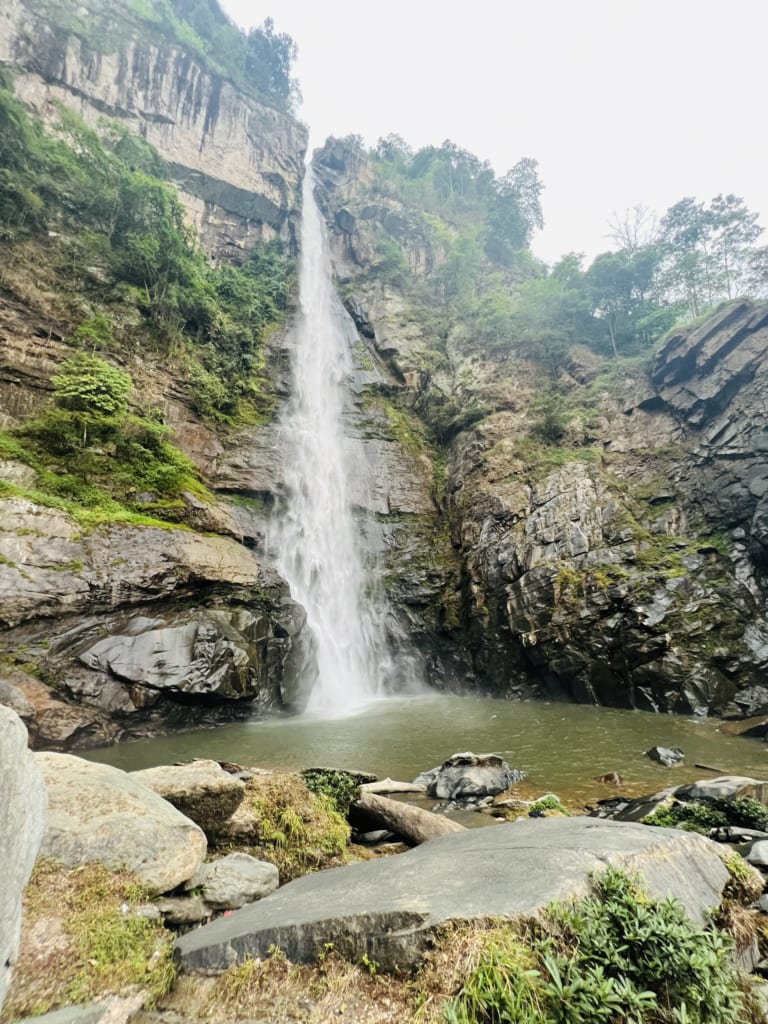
[{"left": 6, "top": 705, "right": 768, "bottom": 1023}]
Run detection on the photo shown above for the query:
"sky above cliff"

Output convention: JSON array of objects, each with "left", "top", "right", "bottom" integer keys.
[{"left": 221, "top": 0, "right": 767, "bottom": 265}]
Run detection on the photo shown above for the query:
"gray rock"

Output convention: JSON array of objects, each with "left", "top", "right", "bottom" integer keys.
[
  {"left": 196, "top": 853, "right": 279, "bottom": 910},
  {"left": 676, "top": 776, "right": 767, "bottom": 802},
  {"left": 8, "top": 1004, "right": 106, "bottom": 1024},
  {"left": 36, "top": 752, "right": 207, "bottom": 893},
  {"left": 156, "top": 896, "right": 209, "bottom": 926},
  {"left": 0, "top": 707, "right": 46, "bottom": 1013},
  {"left": 414, "top": 751, "right": 526, "bottom": 800},
  {"left": 645, "top": 745, "right": 685, "bottom": 767},
  {"left": 130, "top": 760, "right": 245, "bottom": 834},
  {"left": 175, "top": 816, "right": 729, "bottom": 973},
  {"left": 745, "top": 841, "right": 768, "bottom": 869}
]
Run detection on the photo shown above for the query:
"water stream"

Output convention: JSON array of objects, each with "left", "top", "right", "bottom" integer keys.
[{"left": 270, "top": 172, "right": 394, "bottom": 713}]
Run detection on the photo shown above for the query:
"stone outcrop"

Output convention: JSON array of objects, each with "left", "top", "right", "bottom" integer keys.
[
  {"left": 175, "top": 816, "right": 730, "bottom": 972},
  {"left": 0, "top": 497, "right": 314, "bottom": 742},
  {"left": 414, "top": 751, "right": 527, "bottom": 800},
  {"left": 37, "top": 751, "right": 207, "bottom": 893},
  {"left": 0, "top": 0, "right": 307, "bottom": 263},
  {"left": 0, "top": 707, "right": 46, "bottom": 1013}
]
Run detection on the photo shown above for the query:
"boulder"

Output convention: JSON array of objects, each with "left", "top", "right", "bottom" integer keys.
[
  {"left": 130, "top": 760, "right": 246, "bottom": 834},
  {"left": 175, "top": 817, "right": 729, "bottom": 973},
  {"left": 413, "top": 751, "right": 526, "bottom": 800},
  {"left": 675, "top": 776, "right": 768, "bottom": 803},
  {"left": 1, "top": 707, "right": 46, "bottom": 1013},
  {"left": 36, "top": 752, "right": 206, "bottom": 893},
  {"left": 191, "top": 853, "right": 279, "bottom": 910}
]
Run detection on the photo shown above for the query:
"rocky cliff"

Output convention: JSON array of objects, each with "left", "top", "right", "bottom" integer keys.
[
  {"left": 0, "top": 0, "right": 307, "bottom": 262},
  {"left": 313, "top": 138, "right": 768, "bottom": 717}
]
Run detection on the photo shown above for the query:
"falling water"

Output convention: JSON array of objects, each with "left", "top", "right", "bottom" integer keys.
[{"left": 271, "top": 171, "right": 393, "bottom": 713}]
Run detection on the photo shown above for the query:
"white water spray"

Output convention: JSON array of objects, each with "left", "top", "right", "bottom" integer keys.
[{"left": 271, "top": 172, "right": 394, "bottom": 713}]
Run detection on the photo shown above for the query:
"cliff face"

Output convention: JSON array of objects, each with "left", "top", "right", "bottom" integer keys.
[
  {"left": 0, "top": 0, "right": 317, "bottom": 747},
  {"left": 0, "top": 0, "right": 307, "bottom": 262},
  {"left": 313, "top": 138, "right": 768, "bottom": 717}
]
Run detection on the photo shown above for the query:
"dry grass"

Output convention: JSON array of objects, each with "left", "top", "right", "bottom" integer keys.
[{"left": 1, "top": 859, "right": 175, "bottom": 1023}]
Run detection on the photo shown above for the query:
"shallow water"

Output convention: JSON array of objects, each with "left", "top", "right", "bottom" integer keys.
[{"left": 84, "top": 695, "right": 768, "bottom": 806}]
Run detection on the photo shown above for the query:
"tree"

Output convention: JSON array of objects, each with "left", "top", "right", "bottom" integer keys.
[
  {"left": 245, "top": 18, "right": 300, "bottom": 113},
  {"left": 484, "top": 158, "right": 544, "bottom": 267},
  {"left": 709, "top": 193, "right": 762, "bottom": 299},
  {"left": 50, "top": 354, "right": 132, "bottom": 446}
]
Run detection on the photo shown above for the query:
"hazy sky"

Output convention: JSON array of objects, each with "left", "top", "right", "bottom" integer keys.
[{"left": 220, "top": 0, "right": 767, "bottom": 264}]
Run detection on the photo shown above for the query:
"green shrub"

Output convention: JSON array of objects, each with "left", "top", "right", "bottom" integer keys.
[{"left": 442, "top": 868, "right": 747, "bottom": 1024}]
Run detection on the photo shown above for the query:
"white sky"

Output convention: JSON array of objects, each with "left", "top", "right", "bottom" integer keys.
[{"left": 220, "top": 0, "right": 768, "bottom": 264}]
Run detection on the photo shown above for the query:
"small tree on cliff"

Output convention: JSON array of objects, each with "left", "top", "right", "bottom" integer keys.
[{"left": 50, "top": 353, "right": 132, "bottom": 447}]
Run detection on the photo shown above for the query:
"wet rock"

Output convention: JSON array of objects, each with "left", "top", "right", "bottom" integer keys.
[
  {"left": 1, "top": 707, "right": 46, "bottom": 1012},
  {"left": 37, "top": 752, "right": 207, "bottom": 893},
  {"left": 130, "top": 760, "right": 246, "bottom": 835},
  {"left": 414, "top": 751, "right": 527, "bottom": 800},
  {"left": 646, "top": 746, "right": 685, "bottom": 767},
  {"left": 191, "top": 853, "right": 279, "bottom": 910},
  {"left": 175, "top": 817, "right": 730, "bottom": 973}
]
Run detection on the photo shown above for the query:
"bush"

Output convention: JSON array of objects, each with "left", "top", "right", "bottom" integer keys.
[{"left": 440, "top": 868, "right": 747, "bottom": 1024}]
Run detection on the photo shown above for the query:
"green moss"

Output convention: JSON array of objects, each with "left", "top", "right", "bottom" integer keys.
[
  {"left": 3, "top": 860, "right": 175, "bottom": 1020},
  {"left": 300, "top": 768, "right": 362, "bottom": 816},
  {"left": 235, "top": 773, "right": 351, "bottom": 882}
]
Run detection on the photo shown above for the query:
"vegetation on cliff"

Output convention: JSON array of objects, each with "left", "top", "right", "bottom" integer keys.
[{"left": 0, "top": 68, "right": 295, "bottom": 520}]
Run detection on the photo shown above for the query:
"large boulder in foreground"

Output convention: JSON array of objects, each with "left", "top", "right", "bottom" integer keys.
[
  {"left": 1, "top": 707, "right": 46, "bottom": 1013},
  {"left": 175, "top": 817, "right": 729, "bottom": 973},
  {"left": 37, "top": 753, "right": 206, "bottom": 893}
]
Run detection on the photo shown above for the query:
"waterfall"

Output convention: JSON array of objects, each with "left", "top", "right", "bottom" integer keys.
[{"left": 271, "top": 170, "right": 394, "bottom": 714}]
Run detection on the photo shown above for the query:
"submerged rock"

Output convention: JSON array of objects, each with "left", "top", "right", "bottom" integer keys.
[{"left": 646, "top": 745, "right": 686, "bottom": 767}]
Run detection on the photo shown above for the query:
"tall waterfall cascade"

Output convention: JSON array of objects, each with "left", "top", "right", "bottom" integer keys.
[{"left": 271, "top": 171, "right": 397, "bottom": 713}]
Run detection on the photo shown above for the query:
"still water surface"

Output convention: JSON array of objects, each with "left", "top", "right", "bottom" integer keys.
[{"left": 84, "top": 695, "right": 768, "bottom": 806}]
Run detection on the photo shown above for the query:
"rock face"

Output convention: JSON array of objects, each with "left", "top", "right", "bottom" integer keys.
[
  {"left": 0, "top": 707, "right": 46, "bottom": 1013},
  {"left": 0, "top": 0, "right": 307, "bottom": 262},
  {"left": 191, "top": 853, "right": 279, "bottom": 910},
  {"left": 37, "top": 751, "right": 207, "bottom": 893},
  {"left": 0, "top": 498, "right": 315, "bottom": 743},
  {"left": 313, "top": 136, "right": 768, "bottom": 717},
  {"left": 175, "top": 816, "right": 730, "bottom": 972}
]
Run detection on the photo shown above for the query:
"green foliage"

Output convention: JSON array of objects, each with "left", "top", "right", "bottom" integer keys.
[
  {"left": 238, "top": 774, "right": 350, "bottom": 881},
  {"left": 0, "top": 78, "right": 292, "bottom": 423},
  {"left": 443, "top": 868, "right": 747, "bottom": 1024},
  {"left": 51, "top": 353, "right": 132, "bottom": 418},
  {"left": 4, "top": 860, "right": 175, "bottom": 1019},
  {"left": 300, "top": 769, "right": 362, "bottom": 816},
  {"left": 644, "top": 796, "right": 768, "bottom": 835}
]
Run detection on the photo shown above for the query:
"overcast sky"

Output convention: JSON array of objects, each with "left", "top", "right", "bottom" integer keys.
[{"left": 220, "top": 0, "right": 767, "bottom": 265}]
